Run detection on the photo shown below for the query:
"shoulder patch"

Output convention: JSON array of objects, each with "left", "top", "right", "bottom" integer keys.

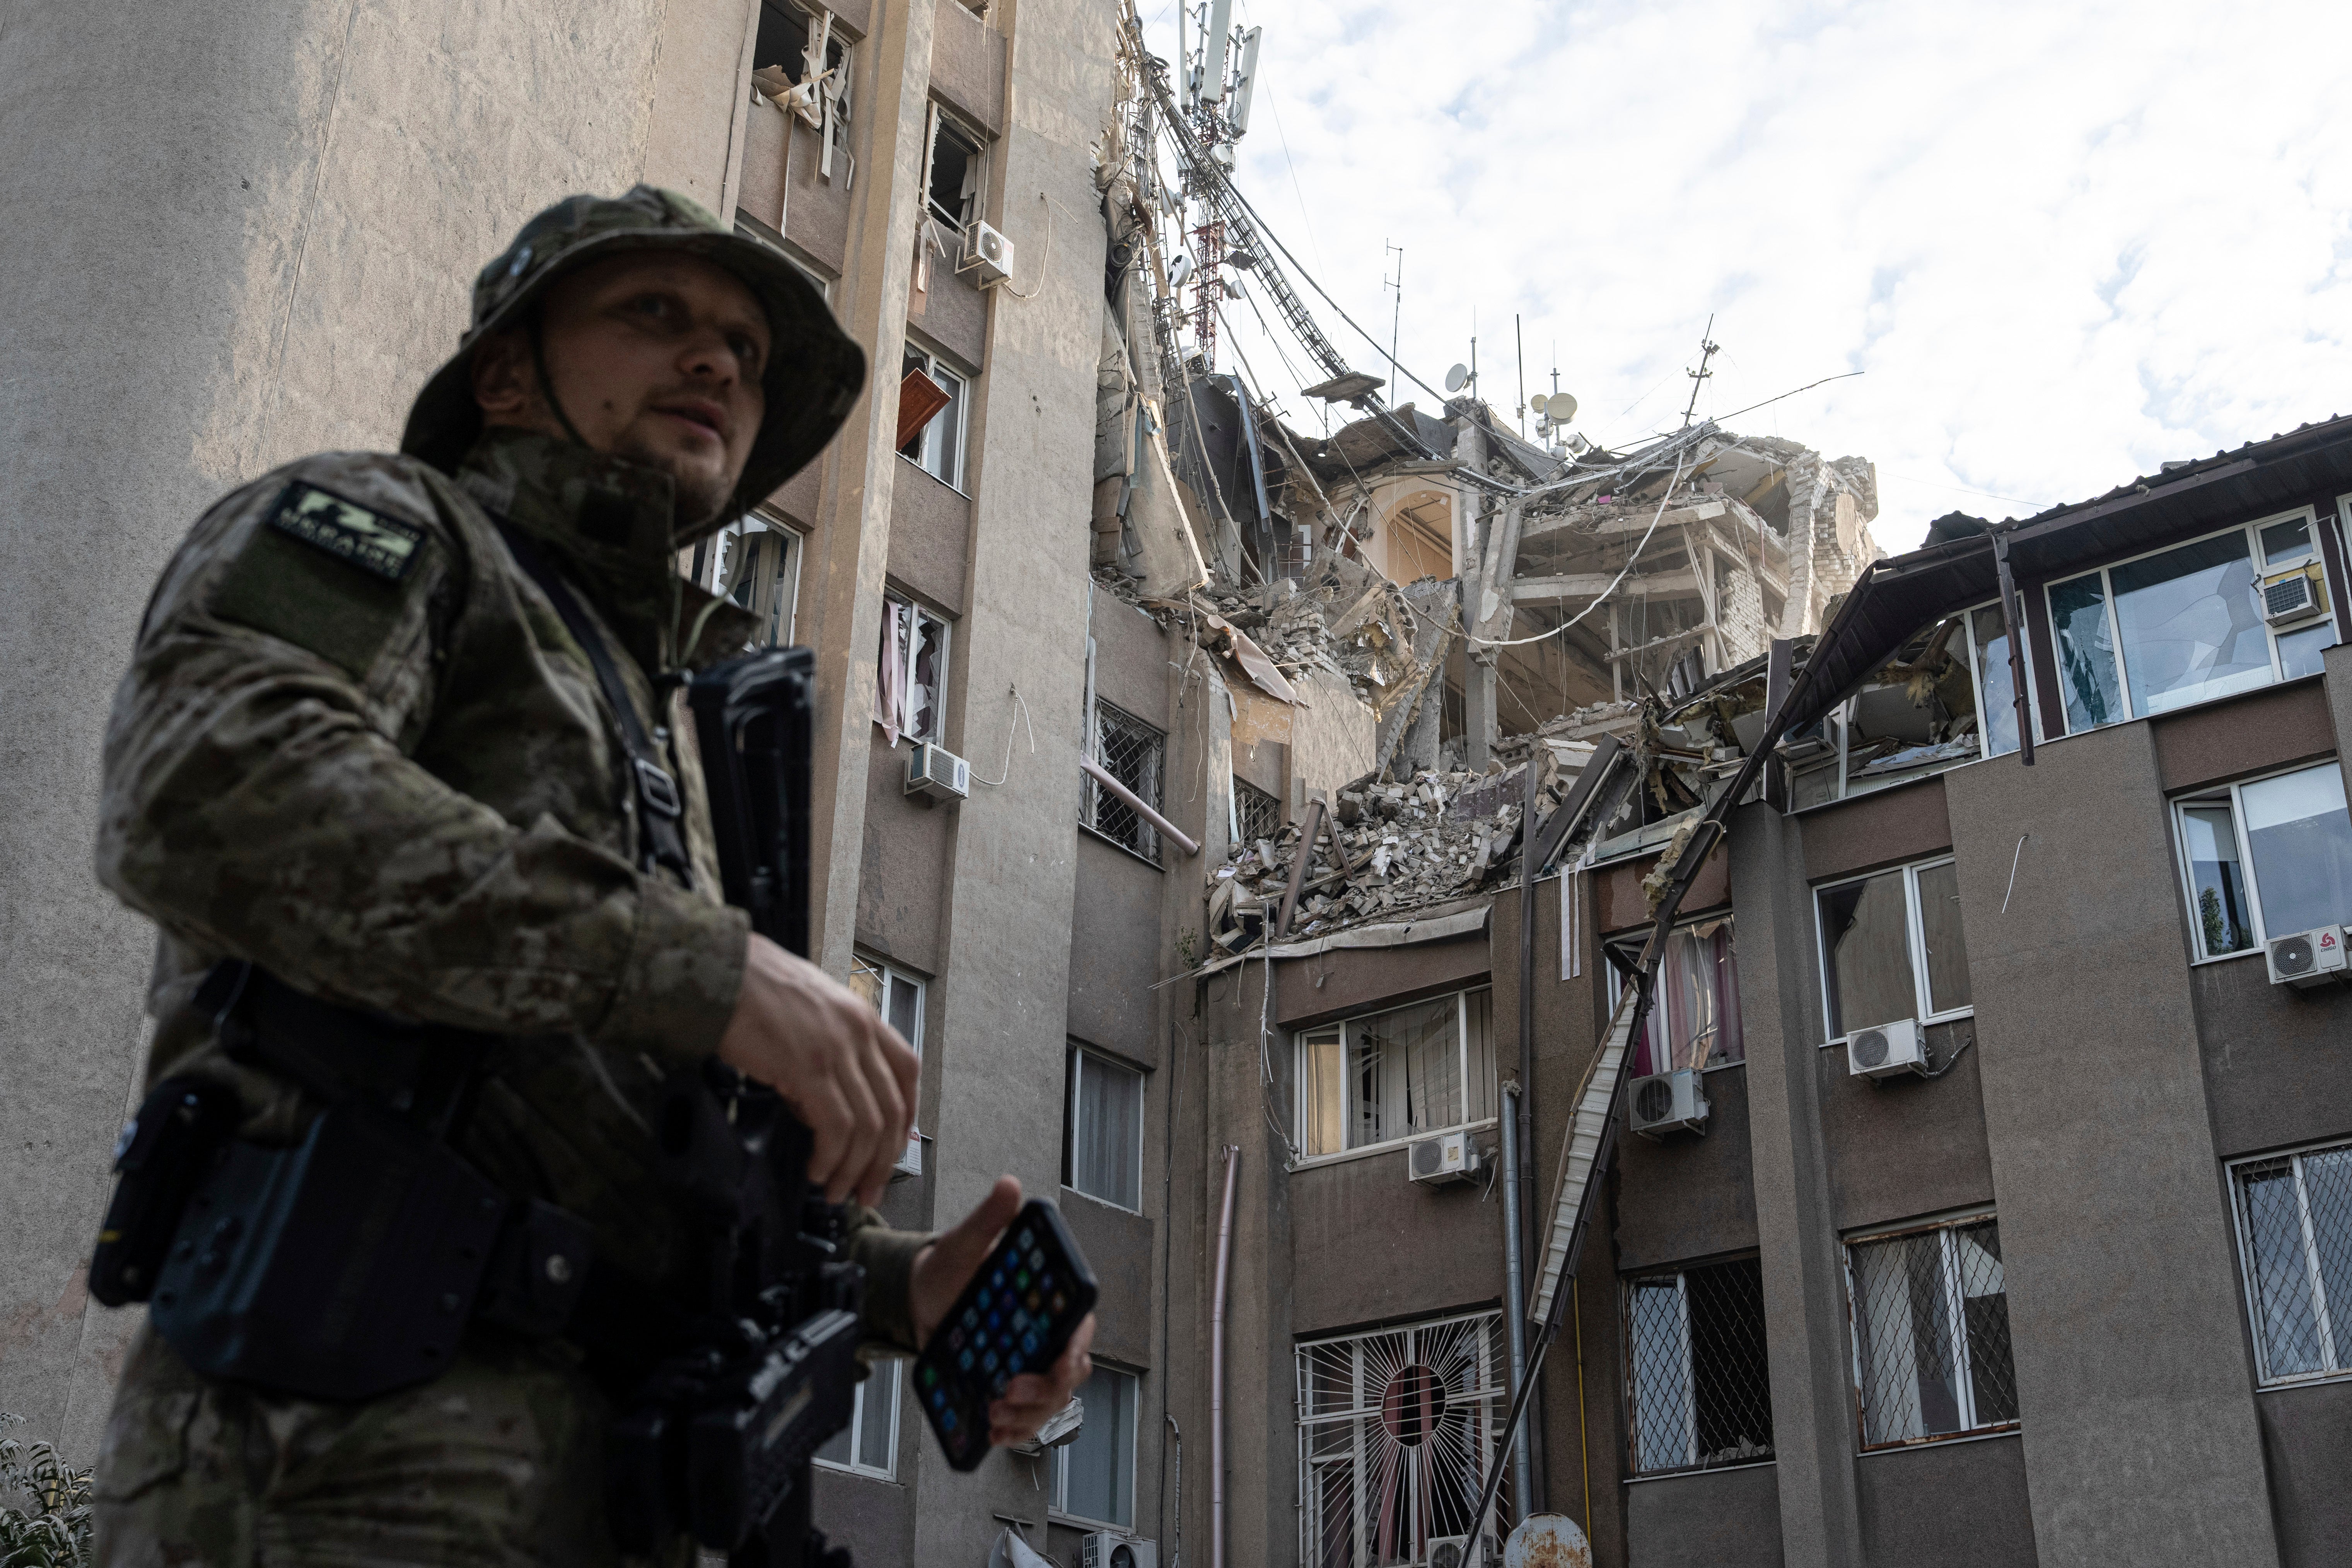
[{"left": 265, "top": 481, "right": 425, "bottom": 581}]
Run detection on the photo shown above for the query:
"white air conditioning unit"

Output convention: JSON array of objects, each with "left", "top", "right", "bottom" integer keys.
[
  {"left": 905, "top": 741, "right": 970, "bottom": 802},
  {"left": 2267, "top": 925, "right": 2349, "bottom": 988},
  {"left": 966, "top": 219, "right": 1016, "bottom": 286},
  {"left": 1628, "top": 1068, "right": 1707, "bottom": 1135},
  {"left": 1408, "top": 1130, "right": 1478, "bottom": 1186},
  {"left": 1848, "top": 1019, "right": 1927, "bottom": 1079},
  {"left": 2261, "top": 569, "right": 2324, "bottom": 626},
  {"left": 1078, "top": 1533, "right": 1157, "bottom": 1568},
  {"left": 1425, "top": 1534, "right": 1491, "bottom": 1568}
]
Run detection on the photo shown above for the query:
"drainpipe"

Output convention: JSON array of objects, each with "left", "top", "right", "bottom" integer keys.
[
  {"left": 1499, "top": 1082, "right": 1534, "bottom": 1525},
  {"left": 1514, "top": 750, "right": 1543, "bottom": 1508},
  {"left": 1210, "top": 1145, "right": 1241, "bottom": 1568}
]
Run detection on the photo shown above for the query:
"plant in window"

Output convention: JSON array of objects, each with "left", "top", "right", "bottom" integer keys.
[{"left": 2173, "top": 762, "right": 2352, "bottom": 960}]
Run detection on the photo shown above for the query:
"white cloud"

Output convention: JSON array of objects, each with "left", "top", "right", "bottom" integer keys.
[{"left": 1147, "top": 0, "right": 2352, "bottom": 548}]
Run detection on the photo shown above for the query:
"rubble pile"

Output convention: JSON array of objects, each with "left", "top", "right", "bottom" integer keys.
[{"left": 1189, "top": 567, "right": 1422, "bottom": 707}]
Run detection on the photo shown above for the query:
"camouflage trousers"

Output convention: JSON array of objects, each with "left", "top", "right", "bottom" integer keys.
[{"left": 91, "top": 1326, "right": 693, "bottom": 1568}]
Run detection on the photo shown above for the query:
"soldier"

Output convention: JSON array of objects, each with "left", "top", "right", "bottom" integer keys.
[{"left": 89, "top": 186, "right": 1092, "bottom": 1565}]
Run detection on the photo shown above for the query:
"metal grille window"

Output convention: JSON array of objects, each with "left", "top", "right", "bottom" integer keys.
[
  {"left": 1296, "top": 1311, "right": 1507, "bottom": 1568},
  {"left": 1846, "top": 1216, "right": 2019, "bottom": 1449},
  {"left": 1623, "top": 1257, "right": 1774, "bottom": 1475},
  {"left": 1086, "top": 700, "right": 1165, "bottom": 859},
  {"left": 1233, "top": 776, "right": 1283, "bottom": 849},
  {"left": 2232, "top": 1142, "right": 2352, "bottom": 1385}
]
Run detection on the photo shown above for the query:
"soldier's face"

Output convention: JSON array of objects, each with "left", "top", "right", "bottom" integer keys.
[{"left": 475, "top": 253, "right": 770, "bottom": 528}]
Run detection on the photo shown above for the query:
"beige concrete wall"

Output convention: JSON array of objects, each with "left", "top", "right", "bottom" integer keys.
[{"left": 0, "top": 0, "right": 745, "bottom": 1460}]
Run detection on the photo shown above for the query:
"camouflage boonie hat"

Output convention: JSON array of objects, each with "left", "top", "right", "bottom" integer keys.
[{"left": 400, "top": 184, "right": 865, "bottom": 530}]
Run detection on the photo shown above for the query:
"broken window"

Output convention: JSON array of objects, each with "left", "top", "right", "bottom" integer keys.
[
  {"left": 815, "top": 1358, "right": 899, "bottom": 1478},
  {"left": 1065, "top": 1046, "right": 1144, "bottom": 1212},
  {"left": 2044, "top": 511, "right": 2338, "bottom": 730},
  {"left": 1231, "top": 776, "right": 1282, "bottom": 848},
  {"left": 1618, "top": 918, "right": 1743, "bottom": 1076},
  {"left": 2173, "top": 761, "right": 2352, "bottom": 961},
  {"left": 1814, "top": 857, "right": 1971, "bottom": 1043},
  {"left": 1084, "top": 700, "right": 1165, "bottom": 860},
  {"left": 1055, "top": 1363, "right": 1138, "bottom": 1527},
  {"left": 693, "top": 514, "right": 801, "bottom": 648},
  {"left": 1846, "top": 1215, "right": 2019, "bottom": 1449},
  {"left": 1623, "top": 1256, "right": 1775, "bottom": 1476},
  {"left": 925, "top": 113, "right": 983, "bottom": 233},
  {"left": 2232, "top": 1140, "right": 2352, "bottom": 1386},
  {"left": 1295, "top": 988, "right": 1494, "bottom": 1158},
  {"left": 753, "top": 3, "right": 853, "bottom": 171},
  {"left": 1963, "top": 602, "right": 2040, "bottom": 759},
  {"left": 898, "top": 346, "right": 968, "bottom": 490},
  {"left": 1786, "top": 613, "right": 1987, "bottom": 809},
  {"left": 848, "top": 955, "right": 926, "bottom": 1172},
  {"left": 1296, "top": 1311, "right": 1509, "bottom": 1567},
  {"left": 874, "top": 593, "right": 949, "bottom": 747}
]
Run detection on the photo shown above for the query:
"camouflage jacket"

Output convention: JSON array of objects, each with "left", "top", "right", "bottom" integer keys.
[{"left": 96, "top": 427, "right": 926, "bottom": 1352}]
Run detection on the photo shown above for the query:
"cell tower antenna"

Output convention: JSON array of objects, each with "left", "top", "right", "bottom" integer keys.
[
  {"left": 1681, "top": 313, "right": 1720, "bottom": 428},
  {"left": 1383, "top": 242, "right": 1404, "bottom": 398},
  {"left": 1515, "top": 314, "right": 1528, "bottom": 437}
]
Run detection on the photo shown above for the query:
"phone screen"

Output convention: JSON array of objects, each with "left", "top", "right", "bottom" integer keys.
[{"left": 911, "top": 1198, "right": 1099, "bottom": 1471}]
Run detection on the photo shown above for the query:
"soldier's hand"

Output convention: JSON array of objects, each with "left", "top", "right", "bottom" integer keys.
[
  {"left": 719, "top": 934, "right": 919, "bottom": 1206},
  {"left": 910, "top": 1176, "right": 1099, "bottom": 1449}
]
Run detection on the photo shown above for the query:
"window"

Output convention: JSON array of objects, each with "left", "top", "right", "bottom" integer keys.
[
  {"left": 1624, "top": 1257, "right": 1775, "bottom": 1475},
  {"left": 1845, "top": 1215, "right": 2018, "bottom": 1449},
  {"left": 2044, "top": 513, "right": 2338, "bottom": 732},
  {"left": 2231, "top": 1141, "right": 2352, "bottom": 1386},
  {"left": 1815, "top": 858, "right": 1971, "bottom": 1043},
  {"left": 753, "top": 2, "right": 853, "bottom": 174},
  {"left": 816, "top": 1360, "right": 900, "bottom": 1478},
  {"left": 848, "top": 956, "right": 925, "bottom": 1173},
  {"left": 1964, "top": 601, "right": 2041, "bottom": 759},
  {"left": 1786, "top": 611, "right": 2000, "bottom": 808},
  {"left": 2173, "top": 761, "right": 2352, "bottom": 960},
  {"left": 1084, "top": 700, "right": 1166, "bottom": 860},
  {"left": 1065, "top": 1048, "right": 1144, "bottom": 1211},
  {"left": 1232, "top": 776, "right": 1283, "bottom": 849},
  {"left": 1053, "top": 1364, "right": 1138, "bottom": 1528},
  {"left": 1296, "top": 989, "right": 1495, "bottom": 1159},
  {"left": 692, "top": 515, "right": 801, "bottom": 648},
  {"left": 1614, "top": 917, "right": 1743, "bottom": 1076},
  {"left": 898, "top": 347, "right": 968, "bottom": 490},
  {"left": 874, "top": 594, "right": 949, "bottom": 746},
  {"left": 926, "top": 113, "right": 984, "bottom": 232},
  {"left": 1296, "top": 1311, "right": 1509, "bottom": 1567}
]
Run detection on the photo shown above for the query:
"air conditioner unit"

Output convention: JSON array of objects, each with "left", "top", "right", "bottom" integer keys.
[
  {"left": 2261, "top": 569, "right": 2324, "bottom": 626},
  {"left": 1425, "top": 1533, "right": 1491, "bottom": 1568},
  {"left": 905, "top": 741, "right": 970, "bottom": 802},
  {"left": 1407, "top": 1130, "right": 1478, "bottom": 1186},
  {"left": 1078, "top": 1533, "right": 1157, "bottom": 1568},
  {"left": 1628, "top": 1068, "right": 1707, "bottom": 1136},
  {"left": 2267, "top": 925, "right": 2349, "bottom": 988},
  {"left": 965, "top": 219, "right": 1016, "bottom": 286},
  {"left": 1847, "top": 1019, "right": 1927, "bottom": 1079}
]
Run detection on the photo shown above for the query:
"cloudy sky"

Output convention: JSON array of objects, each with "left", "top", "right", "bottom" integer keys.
[{"left": 1138, "top": 0, "right": 2352, "bottom": 551}]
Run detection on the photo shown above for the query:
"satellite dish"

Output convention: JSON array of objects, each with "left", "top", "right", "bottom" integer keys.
[
  {"left": 1444, "top": 363, "right": 1470, "bottom": 393},
  {"left": 1169, "top": 254, "right": 1194, "bottom": 288},
  {"left": 1543, "top": 392, "right": 1579, "bottom": 423}
]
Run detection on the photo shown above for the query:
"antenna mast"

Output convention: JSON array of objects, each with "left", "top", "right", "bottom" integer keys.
[
  {"left": 1179, "top": 1, "right": 1259, "bottom": 373},
  {"left": 1681, "top": 314, "right": 1719, "bottom": 428},
  {"left": 1383, "top": 242, "right": 1404, "bottom": 398}
]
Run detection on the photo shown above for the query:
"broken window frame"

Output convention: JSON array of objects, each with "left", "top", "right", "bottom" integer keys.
[
  {"left": 1606, "top": 916, "right": 1744, "bottom": 1076},
  {"left": 1292, "top": 987, "right": 1496, "bottom": 1164},
  {"left": 874, "top": 592, "right": 951, "bottom": 748},
  {"left": 923, "top": 107, "right": 986, "bottom": 235},
  {"left": 692, "top": 511, "right": 803, "bottom": 650},
  {"left": 1788, "top": 611, "right": 1994, "bottom": 810},
  {"left": 848, "top": 954, "right": 926, "bottom": 1174},
  {"left": 752, "top": 2, "right": 855, "bottom": 176},
  {"left": 898, "top": 344, "right": 970, "bottom": 491},
  {"left": 1082, "top": 698, "right": 1166, "bottom": 863},
  {"left": 2170, "top": 759, "right": 2352, "bottom": 964},
  {"left": 1052, "top": 1362, "right": 1140, "bottom": 1529},
  {"left": 1812, "top": 856, "right": 1973, "bottom": 1046},
  {"left": 2229, "top": 1137, "right": 2352, "bottom": 1389},
  {"left": 814, "top": 1357, "right": 900, "bottom": 1479},
  {"left": 2041, "top": 509, "right": 2337, "bottom": 735},
  {"left": 1064, "top": 1045, "right": 1146, "bottom": 1213},
  {"left": 1843, "top": 1211, "right": 2019, "bottom": 1452},
  {"left": 1621, "top": 1254, "right": 1776, "bottom": 1478},
  {"left": 1960, "top": 598, "right": 2045, "bottom": 760}
]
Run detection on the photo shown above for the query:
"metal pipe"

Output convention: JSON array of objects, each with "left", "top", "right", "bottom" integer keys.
[
  {"left": 1083, "top": 755, "right": 1202, "bottom": 857},
  {"left": 1514, "top": 754, "right": 1542, "bottom": 1510},
  {"left": 1210, "top": 1145, "right": 1240, "bottom": 1568},
  {"left": 1992, "top": 528, "right": 2036, "bottom": 766},
  {"left": 1499, "top": 1082, "right": 1533, "bottom": 1524},
  {"left": 1167, "top": 1414, "right": 1183, "bottom": 1568}
]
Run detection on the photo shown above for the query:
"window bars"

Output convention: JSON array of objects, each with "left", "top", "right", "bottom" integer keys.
[
  {"left": 1846, "top": 1217, "right": 2019, "bottom": 1449},
  {"left": 1086, "top": 700, "right": 1166, "bottom": 859},
  {"left": 1233, "top": 776, "right": 1284, "bottom": 850},
  {"left": 1623, "top": 1257, "right": 1774, "bottom": 1476},
  {"left": 1297, "top": 1311, "right": 1507, "bottom": 1568},
  {"left": 2234, "top": 1143, "right": 2352, "bottom": 1385}
]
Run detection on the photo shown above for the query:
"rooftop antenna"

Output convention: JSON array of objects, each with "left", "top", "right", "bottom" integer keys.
[
  {"left": 1681, "top": 314, "right": 1719, "bottom": 428},
  {"left": 1384, "top": 242, "right": 1405, "bottom": 401},
  {"left": 1515, "top": 314, "right": 1528, "bottom": 438}
]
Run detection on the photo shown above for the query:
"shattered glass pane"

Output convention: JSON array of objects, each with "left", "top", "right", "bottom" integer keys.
[
  {"left": 2239, "top": 763, "right": 2352, "bottom": 938},
  {"left": 2110, "top": 531, "right": 2269, "bottom": 717},
  {"left": 2048, "top": 572, "right": 2124, "bottom": 732},
  {"left": 1970, "top": 604, "right": 2026, "bottom": 758}
]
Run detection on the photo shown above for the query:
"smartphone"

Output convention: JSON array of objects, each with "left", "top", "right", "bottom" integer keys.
[{"left": 911, "top": 1198, "right": 1099, "bottom": 1471}]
